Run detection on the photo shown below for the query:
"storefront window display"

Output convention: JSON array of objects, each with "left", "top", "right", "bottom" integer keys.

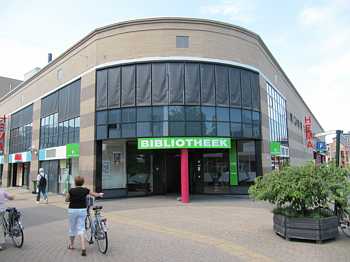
[
  {"left": 101, "top": 141, "right": 126, "bottom": 190},
  {"left": 237, "top": 141, "right": 257, "bottom": 185}
]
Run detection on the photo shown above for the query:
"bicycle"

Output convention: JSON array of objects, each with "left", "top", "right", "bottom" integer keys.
[
  {"left": 334, "top": 203, "right": 350, "bottom": 237},
  {"left": 84, "top": 196, "right": 108, "bottom": 254},
  {"left": 1, "top": 208, "right": 24, "bottom": 248}
]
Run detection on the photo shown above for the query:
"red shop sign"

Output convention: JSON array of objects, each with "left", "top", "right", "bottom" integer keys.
[
  {"left": 304, "top": 116, "right": 313, "bottom": 149},
  {"left": 14, "top": 154, "right": 22, "bottom": 161}
]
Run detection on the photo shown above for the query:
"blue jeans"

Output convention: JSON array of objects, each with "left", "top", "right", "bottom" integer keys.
[
  {"left": 68, "top": 208, "right": 86, "bottom": 236},
  {"left": 36, "top": 187, "right": 47, "bottom": 202}
]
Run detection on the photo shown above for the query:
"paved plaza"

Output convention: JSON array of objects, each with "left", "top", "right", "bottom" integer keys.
[{"left": 1, "top": 188, "right": 350, "bottom": 262}]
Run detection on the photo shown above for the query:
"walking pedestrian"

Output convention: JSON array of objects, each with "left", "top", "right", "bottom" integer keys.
[
  {"left": 36, "top": 168, "right": 48, "bottom": 204},
  {"left": 65, "top": 176, "right": 103, "bottom": 256},
  {"left": 0, "top": 187, "right": 14, "bottom": 250}
]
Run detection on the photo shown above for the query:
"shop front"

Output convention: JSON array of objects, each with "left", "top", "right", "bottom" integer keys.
[
  {"left": 95, "top": 60, "right": 262, "bottom": 200},
  {"left": 98, "top": 138, "right": 260, "bottom": 200},
  {"left": 8, "top": 151, "right": 31, "bottom": 188},
  {"left": 39, "top": 143, "right": 79, "bottom": 194},
  {"left": 270, "top": 142, "right": 289, "bottom": 170}
]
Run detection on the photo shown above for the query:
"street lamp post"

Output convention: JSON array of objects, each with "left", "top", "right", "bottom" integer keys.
[{"left": 335, "top": 130, "right": 343, "bottom": 167}]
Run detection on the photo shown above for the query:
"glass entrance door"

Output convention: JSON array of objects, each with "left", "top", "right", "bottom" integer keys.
[
  {"left": 41, "top": 160, "right": 59, "bottom": 193},
  {"left": 164, "top": 151, "right": 180, "bottom": 194},
  {"left": 22, "top": 163, "right": 30, "bottom": 189},
  {"left": 202, "top": 151, "right": 229, "bottom": 193},
  {"left": 152, "top": 151, "right": 166, "bottom": 194}
]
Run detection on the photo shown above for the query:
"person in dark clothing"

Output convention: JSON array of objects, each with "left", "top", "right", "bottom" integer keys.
[
  {"left": 36, "top": 168, "right": 48, "bottom": 203},
  {"left": 65, "top": 175, "right": 103, "bottom": 256}
]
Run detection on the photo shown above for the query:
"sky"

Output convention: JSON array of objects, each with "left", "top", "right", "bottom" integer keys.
[{"left": 0, "top": 0, "right": 349, "bottom": 133}]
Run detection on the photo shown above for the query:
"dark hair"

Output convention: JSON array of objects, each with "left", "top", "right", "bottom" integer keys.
[{"left": 74, "top": 176, "right": 84, "bottom": 187}]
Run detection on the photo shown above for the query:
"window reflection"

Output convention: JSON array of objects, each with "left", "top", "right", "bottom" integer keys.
[
  {"left": 127, "top": 142, "right": 152, "bottom": 196},
  {"left": 237, "top": 141, "right": 257, "bottom": 185},
  {"left": 96, "top": 106, "right": 260, "bottom": 140},
  {"left": 203, "top": 151, "right": 230, "bottom": 193}
]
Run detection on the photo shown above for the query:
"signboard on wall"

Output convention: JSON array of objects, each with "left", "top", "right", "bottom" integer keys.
[
  {"left": 39, "top": 146, "right": 66, "bottom": 161},
  {"left": 316, "top": 142, "right": 326, "bottom": 152},
  {"left": 66, "top": 143, "right": 80, "bottom": 158},
  {"left": 0, "top": 115, "right": 6, "bottom": 154},
  {"left": 229, "top": 140, "right": 238, "bottom": 186},
  {"left": 8, "top": 151, "right": 32, "bottom": 163},
  {"left": 305, "top": 116, "right": 313, "bottom": 148},
  {"left": 138, "top": 137, "right": 231, "bottom": 150},
  {"left": 270, "top": 142, "right": 281, "bottom": 156}
]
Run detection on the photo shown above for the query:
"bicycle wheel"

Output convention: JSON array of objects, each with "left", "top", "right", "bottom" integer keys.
[
  {"left": 84, "top": 215, "right": 93, "bottom": 244},
  {"left": 340, "top": 211, "right": 350, "bottom": 237},
  {"left": 11, "top": 221, "right": 24, "bottom": 248},
  {"left": 95, "top": 222, "right": 108, "bottom": 254}
]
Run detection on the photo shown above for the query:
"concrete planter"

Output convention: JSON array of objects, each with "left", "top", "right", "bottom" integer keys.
[{"left": 273, "top": 214, "right": 338, "bottom": 243}]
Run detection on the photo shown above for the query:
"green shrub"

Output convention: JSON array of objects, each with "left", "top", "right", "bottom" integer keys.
[{"left": 249, "top": 163, "right": 350, "bottom": 218}]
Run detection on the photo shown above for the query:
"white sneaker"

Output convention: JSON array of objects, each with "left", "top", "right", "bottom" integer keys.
[{"left": 36, "top": 201, "right": 39, "bottom": 204}]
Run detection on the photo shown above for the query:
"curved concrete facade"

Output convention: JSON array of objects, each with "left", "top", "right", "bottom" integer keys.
[{"left": 0, "top": 18, "right": 323, "bottom": 191}]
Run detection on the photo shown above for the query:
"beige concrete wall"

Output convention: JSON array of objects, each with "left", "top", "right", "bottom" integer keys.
[
  {"left": 0, "top": 18, "right": 323, "bottom": 184},
  {"left": 79, "top": 71, "right": 96, "bottom": 189},
  {"left": 30, "top": 100, "right": 41, "bottom": 191}
]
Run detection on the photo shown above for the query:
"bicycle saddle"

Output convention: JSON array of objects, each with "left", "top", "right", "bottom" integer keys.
[{"left": 93, "top": 206, "right": 103, "bottom": 210}]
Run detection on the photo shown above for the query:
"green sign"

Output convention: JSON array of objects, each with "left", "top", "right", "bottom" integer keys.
[
  {"left": 138, "top": 137, "right": 231, "bottom": 150},
  {"left": 229, "top": 140, "right": 238, "bottom": 186},
  {"left": 270, "top": 141, "right": 281, "bottom": 156},
  {"left": 66, "top": 143, "right": 80, "bottom": 158}
]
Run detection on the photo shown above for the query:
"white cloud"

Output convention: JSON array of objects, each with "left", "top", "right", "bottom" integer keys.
[
  {"left": 0, "top": 38, "right": 48, "bottom": 80},
  {"left": 299, "top": 6, "right": 334, "bottom": 27},
  {"left": 292, "top": 1, "right": 350, "bottom": 131},
  {"left": 200, "top": 0, "right": 255, "bottom": 25}
]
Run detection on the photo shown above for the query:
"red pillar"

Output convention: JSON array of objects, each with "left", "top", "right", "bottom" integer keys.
[{"left": 180, "top": 148, "right": 189, "bottom": 203}]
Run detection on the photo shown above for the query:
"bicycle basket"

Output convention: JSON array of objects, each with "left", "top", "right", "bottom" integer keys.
[{"left": 7, "top": 208, "right": 21, "bottom": 222}]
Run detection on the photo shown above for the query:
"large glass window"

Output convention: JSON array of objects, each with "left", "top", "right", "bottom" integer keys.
[
  {"left": 109, "top": 109, "right": 121, "bottom": 124},
  {"left": 137, "top": 107, "right": 152, "bottom": 122},
  {"left": 127, "top": 142, "right": 152, "bottom": 196},
  {"left": 169, "top": 106, "right": 185, "bottom": 121},
  {"left": 216, "top": 107, "right": 230, "bottom": 122},
  {"left": 96, "top": 106, "right": 260, "bottom": 139},
  {"left": 267, "top": 83, "right": 287, "bottom": 142},
  {"left": 122, "top": 123, "right": 136, "bottom": 138},
  {"left": 39, "top": 113, "right": 79, "bottom": 148},
  {"left": 237, "top": 141, "right": 257, "bottom": 185},
  {"left": 185, "top": 106, "right": 201, "bottom": 121},
  {"left": 202, "top": 122, "right": 216, "bottom": 136},
  {"left": 137, "top": 122, "right": 152, "bottom": 137},
  {"left": 95, "top": 61, "right": 261, "bottom": 141},
  {"left": 217, "top": 122, "right": 230, "bottom": 136},
  {"left": 9, "top": 123, "right": 32, "bottom": 154},
  {"left": 153, "top": 122, "right": 168, "bottom": 136},
  {"left": 102, "top": 141, "right": 126, "bottom": 189},
  {"left": 169, "top": 122, "right": 185, "bottom": 136},
  {"left": 201, "top": 107, "right": 216, "bottom": 122},
  {"left": 186, "top": 122, "right": 201, "bottom": 136},
  {"left": 122, "top": 108, "right": 136, "bottom": 123},
  {"left": 202, "top": 150, "right": 230, "bottom": 193},
  {"left": 152, "top": 106, "right": 168, "bottom": 121}
]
